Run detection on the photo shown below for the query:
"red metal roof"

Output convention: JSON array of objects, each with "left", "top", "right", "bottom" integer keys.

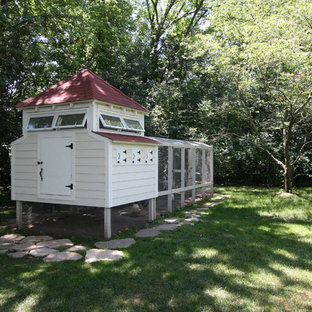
[
  {"left": 93, "top": 132, "right": 160, "bottom": 144},
  {"left": 16, "top": 69, "right": 149, "bottom": 112}
]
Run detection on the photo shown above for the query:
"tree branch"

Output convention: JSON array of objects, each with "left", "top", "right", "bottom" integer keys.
[{"left": 291, "top": 138, "right": 312, "bottom": 166}]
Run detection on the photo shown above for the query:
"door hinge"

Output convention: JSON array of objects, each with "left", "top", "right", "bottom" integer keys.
[
  {"left": 66, "top": 143, "right": 73, "bottom": 149},
  {"left": 65, "top": 183, "right": 73, "bottom": 190}
]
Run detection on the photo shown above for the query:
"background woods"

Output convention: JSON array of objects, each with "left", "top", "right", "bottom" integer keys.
[{"left": 1, "top": 0, "right": 312, "bottom": 197}]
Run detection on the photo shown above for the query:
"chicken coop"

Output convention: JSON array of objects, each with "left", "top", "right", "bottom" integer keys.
[{"left": 11, "top": 69, "right": 213, "bottom": 238}]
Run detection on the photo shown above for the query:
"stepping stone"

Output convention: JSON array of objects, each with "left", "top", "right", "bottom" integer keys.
[
  {"left": 0, "top": 249, "right": 8, "bottom": 254},
  {"left": 7, "top": 251, "right": 28, "bottom": 258},
  {"left": 0, "top": 243, "right": 13, "bottom": 250},
  {"left": 43, "top": 251, "right": 82, "bottom": 262},
  {"left": 164, "top": 218, "right": 183, "bottom": 224},
  {"left": 0, "top": 234, "right": 25, "bottom": 244},
  {"left": 135, "top": 228, "right": 160, "bottom": 238},
  {"left": 198, "top": 207, "right": 210, "bottom": 211},
  {"left": 211, "top": 197, "right": 223, "bottom": 201},
  {"left": 29, "top": 248, "right": 58, "bottom": 257},
  {"left": 184, "top": 210, "right": 198, "bottom": 214},
  {"left": 185, "top": 213, "right": 201, "bottom": 218},
  {"left": 184, "top": 217, "right": 200, "bottom": 222},
  {"left": 67, "top": 245, "right": 87, "bottom": 252},
  {"left": 85, "top": 249, "right": 124, "bottom": 263},
  {"left": 37, "top": 239, "right": 74, "bottom": 249},
  {"left": 202, "top": 203, "right": 215, "bottom": 207},
  {"left": 10, "top": 242, "right": 39, "bottom": 251},
  {"left": 223, "top": 195, "right": 231, "bottom": 198},
  {"left": 153, "top": 224, "right": 179, "bottom": 231},
  {"left": 20, "top": 235, "right": 53, "bottom": 244},
  {"left": 95, "top": 238, "right": 135, "bottom": 249},
  {"left": 196, "top": 211, "right": 209, "bottom": 215}
]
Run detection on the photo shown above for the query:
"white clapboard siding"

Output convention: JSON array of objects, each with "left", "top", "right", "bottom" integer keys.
[
  {"left": 14, "top": 143, "right": 37, "bottom": 151},
  {"left": 111, "top": 143, "right": 157, "bottom": 207},
  {"left": 112, "top": 171, "right": 156, "bottom": 181},
  {"left": 12, "top": 134, "right": 38, "bottom": 201},
  {"left": 14, "top": 158, "right": 37, "bottom": 166},
  {"left": 76, "top": 157, "right": 104, "bottom": 166},
  {"left": 75, "top": 173, "right": 106, "bottom": 183},
  {"left": 74, "top": 132, "right": 106, "bottom": 206},
  {"left": 12, "top": 131, "right": 107, "bottom": 207},
  {"left": 15, "top": 179, "right": 37, "bottom": 188},
  {"left": 112, "top": 178, "right": 156, "bottom": 191},
  {"left": 76, "top": 149, "right": 105, "bottom": 158}
]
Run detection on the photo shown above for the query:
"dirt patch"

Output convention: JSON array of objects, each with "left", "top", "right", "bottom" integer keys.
[{"left": 278, "top": 192, "right": 298, "bottom": 198}]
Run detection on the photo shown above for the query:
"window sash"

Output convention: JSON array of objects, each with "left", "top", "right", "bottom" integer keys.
[
  {"left": 124, "top": 118, "right": 143, "bottom": 130},
  {"left": 55, "top": 113, "right": 86, "bottom": 128},
  {"left": 100, "top": 114, "right": 125, "bottom": 129},
  {"left": 27, "top": 116, "right": 54, "bottom": 130}
]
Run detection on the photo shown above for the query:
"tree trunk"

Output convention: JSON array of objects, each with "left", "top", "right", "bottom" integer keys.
[{"left": 284, "top": 157, "right": 292, "bottom": 193}]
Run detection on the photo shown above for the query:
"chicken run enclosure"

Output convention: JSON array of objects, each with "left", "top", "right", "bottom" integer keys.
[{"left": 11, "top": 69, "right": 213, "bottom": 238}]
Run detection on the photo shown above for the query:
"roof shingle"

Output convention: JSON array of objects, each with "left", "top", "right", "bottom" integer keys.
[
  {"left": 16, "top": 69, "right": 149, "bottom": 112},
  {"left": 93, "top": 132, "right": 160, "bottom": 144}
]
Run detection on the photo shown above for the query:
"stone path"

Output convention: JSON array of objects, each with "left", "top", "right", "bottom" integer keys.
[
  {"left": 85, "top": 249, "right": 124, "bottom": 263},
  {"left": 44, "top": 251, "right": 83, "bottom": 262},
  {"left": 95, "top": 238, "right": 135, "bottom": 249},
  {"left": 0, "top": 193, "right": 230, "bottom": 263}
]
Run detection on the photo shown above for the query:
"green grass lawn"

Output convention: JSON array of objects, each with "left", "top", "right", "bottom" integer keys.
[{"left": 1, "top": 187, "right": 312, "bottom": 312}]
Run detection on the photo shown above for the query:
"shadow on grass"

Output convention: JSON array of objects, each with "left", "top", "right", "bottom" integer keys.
[{"left": 0, "top": 191, "right": 312, "bottom": 311}]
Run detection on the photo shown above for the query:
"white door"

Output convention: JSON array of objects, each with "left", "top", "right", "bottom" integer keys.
[{"left": 39, "top": 137, "right": 73, "bottom": 196}]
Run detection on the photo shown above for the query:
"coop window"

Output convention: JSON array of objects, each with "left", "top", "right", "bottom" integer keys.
[
  {"left": 55, "top": 113, "right": 86, "bottom": 128},
  {"left": 124, "top": 118, "right": 143, "bottom": 131},
  {"left": 100, "top": 114, "right": 125, "bottom": 129},
  {"left": 27, "top": 116, "right": 54, "bottom": 130}
]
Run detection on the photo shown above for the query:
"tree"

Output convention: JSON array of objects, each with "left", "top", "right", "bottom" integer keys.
[
  {"left": 0, "top": 0, "right": 135, "bottom": 196},
  {"left": 190, "top": 0, "right": 312, "bottom": 192}
]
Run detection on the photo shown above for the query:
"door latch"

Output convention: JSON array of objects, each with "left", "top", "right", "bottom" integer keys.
[
  {"left": 65, "top": 184, "right": 73, "bottom": 190},
  {"left": 65, "top": 143, "right": 73, "bottom": 149}
]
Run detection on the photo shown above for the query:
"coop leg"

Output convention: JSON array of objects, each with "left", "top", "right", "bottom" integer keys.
[
  {"left": 104, "top": 207, "right": 111, "bottom": 239},
  {"left": 27, "top": 205, "right": 32, "bottom": 226},
  {"left": 16, "top": 201, "right": 23, "bottom": 229},
  {"left": 181, "top": 191, "right": 185, "bottom": 208},
  {"left": 148, "top": 198, "right": 156, "bottom": 222},
  {"left": 192, "top": 189, "right": 196, "bottom": 203},
  {"left": 167, "top": 194, "right": 173, "bottom": 213},
  {"left": 202, "top": 187, "right": 206, "bottom": 200}
]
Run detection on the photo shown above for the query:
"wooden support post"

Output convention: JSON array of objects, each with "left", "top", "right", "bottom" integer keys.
[
  {"left": 210, "top": 147, "right": 214, "bottom": 195},
  {"left": 192, "top": 189, "right": 196, "bottom": 203},
  {"left": 27, "top": 205, "right": 32, "bottom": 226},
  {"left": 168, "top": 146, "right": 173, "bottom": 213},
  {"left": 181, "top": 148, "right": 185, "bottom": 208},
  {"left": 104, "top": 207, "right": 111, "bottom": 239},
  {"left": 191, "top": 148, "right": 196, "bottom": 203},
  {"left": 16, "top": 201, "right": 23, "bottom": 229},
  {"left": 181, "top": 192, "right": 185, "bottom": 208},
  {"left": 148, "top": 198, "right": 156, "bottom": 222},
  {"left": 202, "top": 149, "right": 207, "bottom": 200}
]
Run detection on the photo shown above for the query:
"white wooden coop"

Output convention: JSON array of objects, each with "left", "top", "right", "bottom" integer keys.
[{"left": 11, "top": 69, "right": 213, "bottom": 238}]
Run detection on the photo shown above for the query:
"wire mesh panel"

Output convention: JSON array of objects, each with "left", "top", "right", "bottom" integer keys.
[
  {"left": 173, "top": 148, "right": 181, "bottom": 189},
  {"left": 195, "top": 149, "right": 202, "bottom": 184},
  {"left": 158, "top": 146, "right": 168, "bottom": 192},
  {"left": 205, "top": 149, "right": 212, "bottom": 183},
  {"left": 185, "top": 148, "right": 192, "bottom": 186}
]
